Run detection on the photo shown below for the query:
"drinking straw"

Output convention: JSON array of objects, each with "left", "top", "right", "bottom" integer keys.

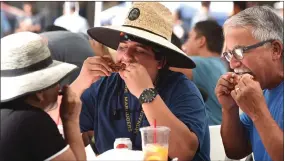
[{"left": 154, "top": 119, "right": 157, "bottom": 144}]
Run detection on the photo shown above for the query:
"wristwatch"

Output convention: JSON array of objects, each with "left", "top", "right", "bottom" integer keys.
[{"left": 138, "top": 88, "right": 158, "bottom": 104}]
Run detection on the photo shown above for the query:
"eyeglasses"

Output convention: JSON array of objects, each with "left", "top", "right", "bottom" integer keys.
[{"left": 222, "top": 39, "right": 274, "bottom": 62}]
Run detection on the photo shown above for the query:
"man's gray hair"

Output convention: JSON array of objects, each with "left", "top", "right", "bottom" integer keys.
[{"left": 224, "top": 6, "right": 283, "bottom": 45}]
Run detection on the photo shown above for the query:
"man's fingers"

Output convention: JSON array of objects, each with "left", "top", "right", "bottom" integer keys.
[
  {"left": 218, "top": 77, "right": 235, "bottom": 89},
  {"left": 237, "top": 79, "right": 246, "bottom": 89},
  {"left": 222, "top": 73, "right": 235, "bottom": 84},
  {"left": 87, "top": 57, "right": 113, "bottom": 72},
  {"left": 226, "top": 72, "right": 241, "bottom": 84},
  {"left": 216, "top": 84, "right": 232, "bottom": 95},
  {"left": 86, "top": 64, "right": 111, "bottom": 76},
  {"left": 230, "top": 89, "right": 238, "bottom": 100},
  {"left": 102, "top": 55, "right": 113, "bottom": 59},
  {"left": 240, "top": 74, "right": 254, "bottom": 85}
]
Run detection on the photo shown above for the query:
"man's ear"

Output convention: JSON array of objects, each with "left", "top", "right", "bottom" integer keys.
[
  {"left": 271, "top": 40, "right": 283, "bottom": 61},
  {"left": 157, "top": 57, "right": 167, "bottom": 69},
  {"left": 197, "top": 36, "right": 206, "bottom": 48}
]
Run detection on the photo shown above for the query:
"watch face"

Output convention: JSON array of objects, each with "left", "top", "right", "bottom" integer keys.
[
  {"left": 140, "top": 88, "right": 157, "bottom": 104},
  {"left": 145, "top": 93, "right": 151, "bottom": 100},
  {"left": 145, "top": 89, "right": 155, "bottom": 101}
]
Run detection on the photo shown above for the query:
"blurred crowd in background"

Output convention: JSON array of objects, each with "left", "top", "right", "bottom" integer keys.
[{"left": 1, "top": 1, "right": 283, "bottom": 42}]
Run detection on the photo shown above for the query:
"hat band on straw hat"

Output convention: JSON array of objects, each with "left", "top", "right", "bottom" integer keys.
[
  {"left": 1, "top": 56, "right": 53, "bottom": 77},
  {"left": 122, "top": 25, "right": 168, "bottom": 40}
]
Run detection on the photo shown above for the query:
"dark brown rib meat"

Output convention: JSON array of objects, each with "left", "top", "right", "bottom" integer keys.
[{"left": 109, "top": 63, "right": 126, "bottom": 72}]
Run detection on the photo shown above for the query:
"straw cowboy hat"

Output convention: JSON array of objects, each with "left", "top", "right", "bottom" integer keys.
[
  {"left": 87, "top": 2, "right": 196, "bottom": 69},
  {"left": 1, "top": 32, "right": 77, "bottom": 102}
]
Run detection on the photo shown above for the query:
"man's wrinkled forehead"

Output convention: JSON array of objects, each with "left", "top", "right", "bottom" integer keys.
[{"left": 223, "top": 26, "right": 254, "bottom": 51}]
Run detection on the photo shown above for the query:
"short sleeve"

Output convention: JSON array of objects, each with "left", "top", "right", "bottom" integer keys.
[
  {"left": 169, "top": 78, "right": 208, "bottom": 151},
  {"left": 190, "top": 56, "right": 227, "bottom": 90},
  {"left": 20, "top": 112, "right": 67, "bottom": 161},
  {"left": 80, "top": 85, "right": 97, "bottom": 132},
  {"left": 190, "top": 56, "right": 205, "bottom": 85}
]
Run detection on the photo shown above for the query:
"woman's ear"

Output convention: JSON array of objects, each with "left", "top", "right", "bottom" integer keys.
[{"left": 35, "top": 91, "right": 44, "bottom": 103}]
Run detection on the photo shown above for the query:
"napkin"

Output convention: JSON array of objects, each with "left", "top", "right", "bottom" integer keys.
[{"left": 94, "top": 149, "right": 144, "bottom": 161}]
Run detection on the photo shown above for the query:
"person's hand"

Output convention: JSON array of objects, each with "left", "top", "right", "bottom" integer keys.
[
  {"left": 59, "top": 85, "right": 82, "bottom": 122},
  {"left": 231, "top": 74, "right": 266, "bottom": 121},
  {"left": 119, "top": 63, "right": 154, "bottom": 98},
  {"left": 215, "top": 72, "right": 241, "bottom": 110},
  {"left": 77, "top": 56, "right": 113, "bottom": 86}
]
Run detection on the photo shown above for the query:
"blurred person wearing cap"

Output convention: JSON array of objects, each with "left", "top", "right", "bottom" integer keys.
[
  {"left": 216, "top": 6, "right": 283, "bottom": 161},
  {"left": 71, "top": 2, "right": 210, "bottom": 161},
  {"left": 43, "top": 25, "right": 68, "bottom": 32},
  {"left": 171, "top": 20, "right": 227, "bottom": 125},
  {"left": 54, "top": 2, "right": 90, "bottom": 35},
  {"left": 0, "top": 32, "right": 86, "bottom": 161},
  {"left": 40, "top": 31, "right": 95, "bottom": 87}
]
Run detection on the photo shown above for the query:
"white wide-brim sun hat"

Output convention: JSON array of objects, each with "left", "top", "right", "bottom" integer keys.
[
  {"left": 87, "top": 2, "right": 196, "bottom": 69},
  {"left": 1, "top": 32, "right": 77, "bottom": 102}
]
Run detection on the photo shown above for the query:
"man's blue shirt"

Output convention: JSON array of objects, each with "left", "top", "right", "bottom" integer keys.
[
  {"left": 240, "top": 81, "right": 284, "bottom": 161},
  {"left": 190, "top": 56, "right": 227, "bottom": 125},
  {"left": 80, "top": 71, "right": 210, "bottom": 161}
]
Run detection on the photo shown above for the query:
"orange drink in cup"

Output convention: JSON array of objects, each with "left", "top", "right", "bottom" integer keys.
[
  {"left": 143, "top": 144, "right": 168, "bottom": 161},
  {"left": 140, "top": 126, "right": 170, "bottom": 161}
]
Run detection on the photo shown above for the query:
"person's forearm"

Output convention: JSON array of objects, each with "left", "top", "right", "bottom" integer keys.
[
  {"left": 221, "top": 107, "right": 252, "bottom": 159},
  {"left": 253, "top": 105, "right": 284, "bottom": 161},
  {"left": 63, "top": 120, "right": 86, "bottom": 161},
  {"left": 142, "top": 95, "right": 198, "bottom": 161}
]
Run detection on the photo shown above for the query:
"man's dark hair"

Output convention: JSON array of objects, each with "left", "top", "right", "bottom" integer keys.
[
  {"left": 23, "top": 1, "right": 36, "bottom": 6},
  {"left": 175, "top": 9, "right": 183, "bottom": 20},
  {"left": 64, "top": 2, "right": 77, "bottom": 12},
  {"left": 194, "top": 20, "right": 224, "bottom": 54},
  {"left": 201, "top": 1, "right": 211, "bottom": 8},
  {"left": 22, "top": 1, "right": 37, "bottom": 15}
]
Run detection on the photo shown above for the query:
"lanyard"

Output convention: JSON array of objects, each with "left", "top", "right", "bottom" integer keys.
[{"left": 124, "top": 85, "right": 144, "bottom": 136}]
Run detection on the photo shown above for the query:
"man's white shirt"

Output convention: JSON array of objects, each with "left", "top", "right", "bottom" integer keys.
[{"left": 54, "top": 13, "right": 90, "bottom": 35}]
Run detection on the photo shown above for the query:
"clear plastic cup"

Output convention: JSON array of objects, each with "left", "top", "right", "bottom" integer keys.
[{"left": 140, "top": 126, "right": 170, "bottom": 161}]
